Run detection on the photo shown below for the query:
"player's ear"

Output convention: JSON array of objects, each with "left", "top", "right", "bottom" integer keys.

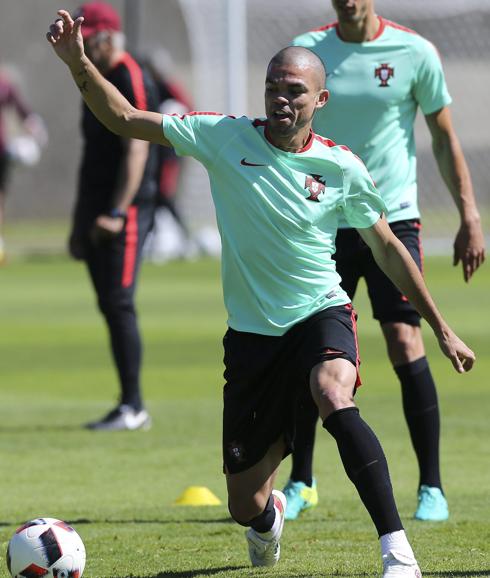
[{"left": 316, "top": 88, "right": 329, "bottom": 109}]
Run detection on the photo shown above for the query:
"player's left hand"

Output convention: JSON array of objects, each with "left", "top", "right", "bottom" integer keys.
[
  {"left": 437, "top": 328, "right": 476, "bottom": 373},
  {"left": 453, "top": 220, "right": 485, "bottom": 282},
  {"left": 90, "top": 214, "right": 125, "bottom": 244}
]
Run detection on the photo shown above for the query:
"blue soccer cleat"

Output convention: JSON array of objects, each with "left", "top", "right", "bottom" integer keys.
[
  {"left": 414, "top": 485, "right": 449, "bottom": 521},
  {"left": 282, "top": 478, "right": 318, "bottom": 520}
]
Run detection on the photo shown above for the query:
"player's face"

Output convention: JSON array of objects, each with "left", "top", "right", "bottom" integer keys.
[
  {"left": 264, "top": 62, "right": 328, "bottom": 137},
  {"left": 331, "top": 0, "right": 373, "bottom": 23}
]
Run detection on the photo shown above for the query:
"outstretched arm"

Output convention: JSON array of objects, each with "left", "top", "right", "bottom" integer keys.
[
  {"left": 425, "top": 107, "right": 485, "bottom": 282},
  {"left": 358, "top": 215, "right": 475, "bottom": 373},
  {"left": 46, "top": 10, "right": 172, "bottom": 147}
]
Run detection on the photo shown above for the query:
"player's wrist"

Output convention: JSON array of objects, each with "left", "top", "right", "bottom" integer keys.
[
  {"left": 461, "top": 211, "right": 481, "bottom": 228},
  {"left": 108, "top": 208, "right": 127, "bottom": 221}
]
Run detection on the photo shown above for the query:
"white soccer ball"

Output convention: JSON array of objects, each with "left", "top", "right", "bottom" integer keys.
[{"left": 6, "top": 518, "right": 86, "bottom": 578}]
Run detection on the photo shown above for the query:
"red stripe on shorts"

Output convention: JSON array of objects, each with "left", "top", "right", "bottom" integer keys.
[
  {"left": 121, "top": 206, "right": 138, "bottom": 288},
  {"left": 345, "top": 303, "right": 362, "bottom": 387}
]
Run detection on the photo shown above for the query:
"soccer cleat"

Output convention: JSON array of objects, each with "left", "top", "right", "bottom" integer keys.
[
  {"left": 382, "top": 551, "right": 422, "bottom": 577},
  {"left": 85, "top": 404, "right": 152, "bottom": 431},
  {"left": 283, "top": 478, "right": 318, "bottom": 520},
  {"left": 246, "top": 489, "right": 287, "bottom": 567},
  {"left": 414, "top": 485, "right": 449, "bottom": 521}
]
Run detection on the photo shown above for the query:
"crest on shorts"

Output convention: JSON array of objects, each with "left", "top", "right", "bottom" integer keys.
[
  {"left": 374, "top": 63, "right": 394, "bottom": 87},
  {"left": 304, "top": 174, "right": 326, "bottom": 202},
  {"left": 227, "top": 441, "right": 246, "bottom": 463}
]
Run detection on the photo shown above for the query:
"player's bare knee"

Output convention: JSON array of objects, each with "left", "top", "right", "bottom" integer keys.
[
  {"left": 382, "top": 322, "right": 424, "bottom": 364},
  {"left": 228, "top": 494, "right": 264, "bottom": 525},
  {"left": 310, "top": 359, "right": 356, "bottom": 416}
]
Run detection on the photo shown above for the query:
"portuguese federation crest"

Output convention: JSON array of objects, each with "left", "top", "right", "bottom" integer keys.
[
  {"left": 375, "top": 63, "right": 394, "bottom": 87},
  {"left": 304, "top": 174, "right": 326, "bottom": 202}
]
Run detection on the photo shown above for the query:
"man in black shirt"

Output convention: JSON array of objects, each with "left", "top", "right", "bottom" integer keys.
[{"left": 70, "top": 2, "right": 158, "bottom": 430}]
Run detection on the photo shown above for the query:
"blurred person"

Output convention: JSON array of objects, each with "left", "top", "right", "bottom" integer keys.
[
  {"left": 68, "top": 2, "right": 159, "bottom": 431},
  {"left": 48, "top": 13, "right": 477, "bottom": 576},
  {"left": 143, "top": 47, "right": 197, "bottom": 262},
  {"left": 284, "top": 0, "right": 486, "bottom": 522},
  {"left": 0, "top": 66, "right": 47, "bottom": 263}
]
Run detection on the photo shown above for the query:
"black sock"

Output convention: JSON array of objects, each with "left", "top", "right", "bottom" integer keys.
[
  {"left": 395, "top": 356, "right": 442, "bottom": 490},
  {"left": 290, "top": 394, "right": 318, "bottom": 487},
  {"left": 232, "top": 495, "right": 276, "bottom": 533},
  {"left": 323, "top": 407, "right": 403, "bottom": 537}
]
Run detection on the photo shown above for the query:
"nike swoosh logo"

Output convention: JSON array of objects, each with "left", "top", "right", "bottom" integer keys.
[{"left": 240, "top": 158, "right": 267, "bottom": 167}]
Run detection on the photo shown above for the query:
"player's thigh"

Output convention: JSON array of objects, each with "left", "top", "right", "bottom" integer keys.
[
  {"left": 87, "top": 203, "right": 155, "bottom": 303},
  {"left": 294, "top": 305, "right": 360, "bottom": 420},
  {"left": 365, "top": 219, "right": 423, "bottom": 326}
]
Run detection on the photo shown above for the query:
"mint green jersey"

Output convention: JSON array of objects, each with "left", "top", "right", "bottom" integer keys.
[
  {"left": 293, "top": 17, "right": 452, "bottom": 224},
  {"left": 162, "top": 113, "right": 386, "bottom": 335}
]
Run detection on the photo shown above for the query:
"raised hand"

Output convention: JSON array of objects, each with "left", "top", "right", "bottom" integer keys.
[{"left": 46, "top": 10, "right": 85, "bottom": 67}]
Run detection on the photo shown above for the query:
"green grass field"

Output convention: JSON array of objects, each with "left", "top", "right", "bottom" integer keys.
[{"left": 0, "top": 256, "right": 489, "bottom": 577}]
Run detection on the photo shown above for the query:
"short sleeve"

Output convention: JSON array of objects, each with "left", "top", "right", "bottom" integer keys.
[
  {"left": 162, "top": 112, "right": 237, "bottom": 167},
  {"left": 413, "top": 39, "right": 452, "bottom": 115},
  {"left": 340, "top": 153, "right": 387, "bottom": 228}
]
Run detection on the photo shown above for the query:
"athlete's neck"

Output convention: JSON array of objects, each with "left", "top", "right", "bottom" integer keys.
[
  {"left": 337, "top": 12, "right": 380, "bottom": 43},
  {"left": 266, "top": 125, "right": 312, "bottom": 153}
]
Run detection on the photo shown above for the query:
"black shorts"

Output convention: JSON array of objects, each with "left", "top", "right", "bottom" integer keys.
[
  {"left": 0, "top": 152, "right": 12, "bottom": 190},
  {"left": 334, "top": 219, "right": 423, "bottom": 326},
  {"left": 222, "top": 304, "right": 360, "bottom": 474}
]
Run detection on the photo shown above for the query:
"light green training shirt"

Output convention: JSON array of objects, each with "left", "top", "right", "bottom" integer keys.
[
  {"left": 163, "top": 113, "right": 386, "bottom": 335},
  {"left": 293, "top": 16, "right": 452, "bottom": 224}
]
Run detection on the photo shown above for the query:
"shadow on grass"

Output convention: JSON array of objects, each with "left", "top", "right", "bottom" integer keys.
[
  {"left": 117, "top": 566, "right": 248, "bottom": 578},
  {"left": 424, "top": 570, "right": 490, "bottom": 578},
  {"left": 0, "top": 424, "right": 87, "bottom": 433},
  {"left": 67, "top": 518, "right": 233, "bottom": 526}
]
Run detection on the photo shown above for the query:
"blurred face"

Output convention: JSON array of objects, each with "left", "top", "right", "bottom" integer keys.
[
  {"left": 83, "top": 31, "right": 112, "bottom": 71},
  {"left": 264, "top": 60, "right": 328, "bottom": 138},
  {"left": 331, "top": 0, "right": 374, "bottom": 23}
]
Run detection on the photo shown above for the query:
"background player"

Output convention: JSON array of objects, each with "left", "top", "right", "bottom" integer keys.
[
  {"left": 143, "top": 47, "right": 197, "bottom": 262},
  {"left": 47, "top": 11, "right": 476, "bottom": 576},
  {"left": 68, "top": 2, "right": 159, "bottom": 431},
  {"left": 0, "top": 66, "right": 47, "bottom": 263},
  {"left": 284, "top": 0, "right": 486, "bottom": 522}
]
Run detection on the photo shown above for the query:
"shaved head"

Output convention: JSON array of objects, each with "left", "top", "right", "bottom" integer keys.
[{"left": 268, "top": 46, "right": 327, "bottom": 90}]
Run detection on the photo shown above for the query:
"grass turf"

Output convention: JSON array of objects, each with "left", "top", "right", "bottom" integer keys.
[{"left": 0, "top": 256, "right": 489, "bottom": 577}]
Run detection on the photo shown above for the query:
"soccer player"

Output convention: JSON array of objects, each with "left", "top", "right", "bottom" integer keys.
[
  {"left": 67, "top": 2, "right": 159, "bottom": 431},
  {"left": 284, "top": 0, "right": 486, "bottom": 522},
  {"left": 0, "top": 68, "right": 47, "bottom": 264},
  {"left": 47, "top": 11, "right": 476, "bottom": 576},
  {"left": 143, "top": 48, "right": 196, "bottom": 262}
]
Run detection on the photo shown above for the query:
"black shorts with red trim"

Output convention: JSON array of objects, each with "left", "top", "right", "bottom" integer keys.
[
  {"left": 334, "top": 219, "right": 423, "bottom": 326},
  {"left": 222, "top": 304, "right": 360, "bottom": 474}
]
